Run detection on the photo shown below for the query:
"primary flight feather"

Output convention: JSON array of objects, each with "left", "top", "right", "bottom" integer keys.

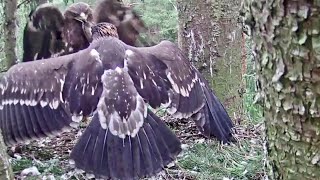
[{"left": 1, "top": 23, "right": 234, "bottom": 179}]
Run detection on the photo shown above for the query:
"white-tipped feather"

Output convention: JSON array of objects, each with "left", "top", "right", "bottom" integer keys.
[
  {"left": 115, "top": 67, "right": 122, "bottom": 74},
  {"left": 51, "top": 99, "right": 59, "bottom": 109},
  {"left": 69, "top": 122, "right": 79, "bottom": 128},
  {"left": 72, "top": 114, "right": 83, "bottom": 123},
  {"left": 125, "top": 49, "right": 134, "bottom": 57},
  {"left": 20, "top": 99, "right": 25, "bottom": 106},
  {"left": 98, "top": 69, "right": 146, "bottom": 139},
  {"left": 140, "top": 78, "right": 144, "bottom": 89},
  {"left": 40, "top": 100, "right": 48, "bottom": 107},
  {"left": 90, "top": 49, "right": 102, "bottom": 63},
  {"left": 167, "top": 72, "right": 180, "bottom": 94},
  {"left": 97, "top": 104, "right": 108, "bottom": 129}
]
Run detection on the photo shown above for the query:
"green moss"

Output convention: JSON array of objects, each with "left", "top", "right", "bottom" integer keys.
[
  {"left": 178, "top": 139, "right": 264, "bottom": 180},
  {"left": 12, "top": 157, "right": 64, "bottom": 177},
  {"left": 12, "top": 158, "right": 33, "bottom": 173}
]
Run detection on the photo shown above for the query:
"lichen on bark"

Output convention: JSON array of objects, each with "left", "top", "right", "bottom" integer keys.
[
  {"left": 244, "top": 0, "right": 320, "bottom": 179},
  {"left": 2, "top": 0, "right": 17, "bottom": 70},
  {"left": 176, "top": 0, "right": 243, "bottom": 117}
]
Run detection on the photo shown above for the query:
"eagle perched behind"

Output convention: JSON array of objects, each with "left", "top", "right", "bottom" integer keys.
[
  {"left": 22, "top": 0, "right": 146, "bottom": 62},
  {"left": 3, "top": 23, "right": 234, "bottom": 179}
]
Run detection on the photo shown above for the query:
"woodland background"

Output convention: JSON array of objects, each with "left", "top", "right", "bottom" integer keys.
[
  {"left": 0, "top": 0, "right": 312, "bottom": 179},
  {"left": 0, "top": 0, "right": 263, "bottom": 179}
]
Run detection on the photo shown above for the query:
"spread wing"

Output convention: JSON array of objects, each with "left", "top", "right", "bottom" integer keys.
[
  {"left": 93, "top": 0, "right": 146, "bottom": 46},
  {"left": 1, "top": 38, "right": 182, "bottom": 179},
  {"left": 0, "top": 37, "right": 232, "bottom": 179},
  {"left": 127, "top": 41, "right": 234, "bottom": 141},
  {"left": 0, "top": 46, "right": 104, "bottom": 145},
  {"left": 22, "top": 3, "right": 65, "bottom": 62}
]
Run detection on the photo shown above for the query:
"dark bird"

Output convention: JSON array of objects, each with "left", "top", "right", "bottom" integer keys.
[
  {"left": 1, "top": 23, "right": 233, "bottom": 179},
  {"left": 22, "top": 0, "right": 146, "bottom": 62}
]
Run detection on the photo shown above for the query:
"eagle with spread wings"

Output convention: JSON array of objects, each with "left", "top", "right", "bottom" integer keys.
[
  {"left": 2, "top": 23, "right": 234, "bottom": 179},
  {"left": 22, "top": 0, "right": 146, "bottom": 62}
]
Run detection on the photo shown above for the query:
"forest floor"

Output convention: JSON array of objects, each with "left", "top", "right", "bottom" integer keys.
[{"left": 7, "top": 114, "right": 265, "bottom": 180}]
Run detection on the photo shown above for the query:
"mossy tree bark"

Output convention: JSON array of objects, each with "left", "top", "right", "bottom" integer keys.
[
  {"left": 176, "top": 0, "right": 243, "bottom": 118},
  {"left": 244, "top": 0, "right": 320, "bottom": 179},
  {"left": 3, "top": 0, "right": 18, "bottom": 70},
  {"left": 0, "top": 0, "right": 17, "bottom": 179}
]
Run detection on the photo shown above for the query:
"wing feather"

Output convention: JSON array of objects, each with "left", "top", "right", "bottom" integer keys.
[
  {"left": 124, "top": 40, "right": 233, "bottom": 141},
  {"left": 8, "top": 105, "right": 23, "bottom": 142},
  {"left": 124, "top": 42, "right": 205, "bottom": 119},
  {"left": 0, "top": 46, "right": 104, "bottom": 144},
  {"left": 0, "top": 37, "right": 232, "bottom": 179},
  {"left": 13, "top": 105, "right": 31, "bottom": 140}
]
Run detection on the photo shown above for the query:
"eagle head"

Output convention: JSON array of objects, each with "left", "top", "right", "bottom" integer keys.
[
  {"left": 64, "top": 2, "right": 93, "bottom": 23},
  {"left": 63, "top": 2, "right": 94, "bottom": 52}
]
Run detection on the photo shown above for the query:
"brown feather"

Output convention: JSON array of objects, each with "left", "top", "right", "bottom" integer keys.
[
  {"left": 23, "top": 0, "right": 147, "bottom": 62},
  {"left": 92, "top": 22, "right": 119, "bottom": 39},
  {"left": 22, "top": 4, "right": 65, "bottom": 62},
  {"left": 93, "top": 0, "right": 146, "bottom": 46},
  {"left": 63, "top": 2, "right": 94, "bottom": 54},
  {"left": 2, "top": 37, "right": 234, "bottom": 179}
]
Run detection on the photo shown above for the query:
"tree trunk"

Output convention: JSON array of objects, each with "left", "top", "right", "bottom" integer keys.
[
  {"left": 0, "top": 133, "right": 13, "bottom": 180},
  {"left": 176, "top": 0, "right": 243, "bottom": 118},
  {"left": 245, "top": 0, "right": 320, "bottom": 179},
  {"left": 0, "top": 1, "right": 17, "bottom": 179},
  {"left": 3, "top": 0, "right": 18, "bottom": 70}
]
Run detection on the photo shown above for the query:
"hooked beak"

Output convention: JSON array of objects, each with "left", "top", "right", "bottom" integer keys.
[
  {"left": 73, "top": 12, "right": 93, "bottom": 42},
  {"left": 74, "top": 12, "right": 87, "bottom": 22}
]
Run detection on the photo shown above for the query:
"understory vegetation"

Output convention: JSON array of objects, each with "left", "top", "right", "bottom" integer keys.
[{"left": 1, "top": 0, "right": 264, "bottom": 179}]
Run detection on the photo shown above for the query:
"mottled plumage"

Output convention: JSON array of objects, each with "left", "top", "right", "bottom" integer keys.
[
  {"left": 94, "top": 0, "right": 146, "bottom": 46},
  {"left": 23, "top": 3, "right": 65, "bottom": 61},
  {"left": 22, "top": 0, "right": 146, "bottom": 62},
  {"left": 63, "top": 2, "right": 93, "bottom": 54},
  {"left": 1, "top": 27, "right": 234, "bottom": 179},
  {"left": 92, "top": 22, "right": 119, "bottom": 39}
]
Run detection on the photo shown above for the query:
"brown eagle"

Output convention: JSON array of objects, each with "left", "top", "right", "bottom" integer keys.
[
  {"left": 2, "top": 23, "right": 234, "bottom": 179},
  {"left": 22, "top": 0, "right": 146, "bottom": 62}
]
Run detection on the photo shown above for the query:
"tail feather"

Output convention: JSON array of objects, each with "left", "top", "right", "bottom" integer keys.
[
  {"left": 208, "top": 90, "right": 234, "bottom": 129},
  {"left": 192, "top": 85, "right": 234, "bottom": 143},
  {"left": 70, "top": 110, "right": 181, "bottom": 179}
]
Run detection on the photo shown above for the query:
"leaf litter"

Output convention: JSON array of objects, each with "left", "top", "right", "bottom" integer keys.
[{"left": 7, "top": 113, "right": 265, "bottom": 180}]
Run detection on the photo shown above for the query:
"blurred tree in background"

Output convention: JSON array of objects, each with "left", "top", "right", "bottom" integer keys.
[
  {"left": 132, "top": 0, "right": 178, "bottom": 45},
  {"left": 0, "top": 1, "right": 179, "bottom": 177},
  {"left": 10, "top": 0, "right": 178, "bottom": 60},
  {"left": 0, "top": 0, "right": 266, "bottom": 179},
  {"left": 176, "top": 0, "right": 245, "bottom": 121}
]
